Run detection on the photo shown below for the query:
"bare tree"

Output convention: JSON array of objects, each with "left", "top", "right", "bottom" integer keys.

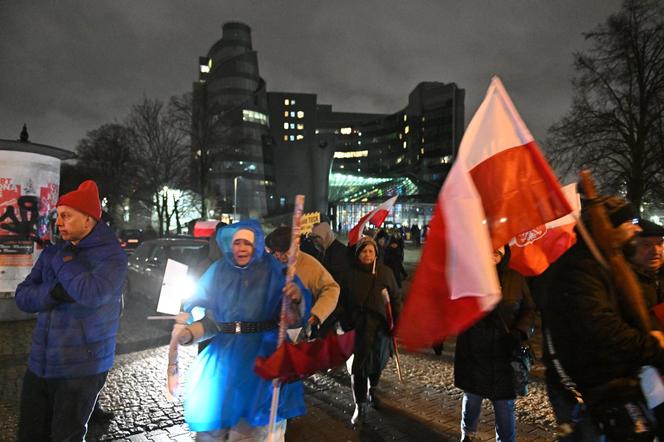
[
  {"left": 547, "top": 0, "right": 664, "bottom": 209},
  {"left": 126, "top": 97, "right": 189, "bottom": 236},
  {"left": 73, "top": 124, "right": 136, "bottom": 223}
]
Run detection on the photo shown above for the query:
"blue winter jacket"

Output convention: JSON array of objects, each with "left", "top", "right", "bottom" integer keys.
[{"left": 15, "top": 221, "right": 127, "bottom": 378}]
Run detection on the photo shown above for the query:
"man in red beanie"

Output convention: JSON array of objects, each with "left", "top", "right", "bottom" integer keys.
[{"left": 15, "top": 180, "right": 128, "bottom": 441}]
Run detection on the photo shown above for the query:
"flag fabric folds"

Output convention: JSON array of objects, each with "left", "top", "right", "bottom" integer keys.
[
  {"left": 347, "top": 196, "right": 398, "bottom": 246},
  {"left": 395, "top": 76, "right": 572, "bottom": 350},
  {"left": 254, "top": 331, "right": 356, "bottom": 383},
  {"left": 508, "top": 183, "right": 580, "bottom": 276}
]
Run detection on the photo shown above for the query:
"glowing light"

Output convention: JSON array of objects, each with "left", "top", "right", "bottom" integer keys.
[
  {"left": 333, "top": 150, "right": 368, "bottom": 159},
  {"left": 340, "top": 127, "right": 352, "bottom": 135}
]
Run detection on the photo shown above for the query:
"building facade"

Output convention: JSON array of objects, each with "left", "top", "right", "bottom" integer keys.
[
  {"left": 192, "top": 22, "right": 276, "bottom": 220},
  {"left": 193, "top": 22, "right": 464, "bottom": 230}
]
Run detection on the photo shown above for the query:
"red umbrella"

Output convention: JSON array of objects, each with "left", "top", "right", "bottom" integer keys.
[{"left": 255, "top": 330, "right": 356, "bottom": 383}]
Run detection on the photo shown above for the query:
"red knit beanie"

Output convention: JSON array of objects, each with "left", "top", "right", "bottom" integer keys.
[{"left": 57, "top": 180, "right": 102, "bottom": 220}]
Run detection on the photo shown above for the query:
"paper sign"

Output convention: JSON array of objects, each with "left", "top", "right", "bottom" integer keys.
[
  {"left": 301, "top": 212, "right": 320, "bottom": 235},
  {"left": 156, "top": 259, "right": 189, "bottom": 315}
]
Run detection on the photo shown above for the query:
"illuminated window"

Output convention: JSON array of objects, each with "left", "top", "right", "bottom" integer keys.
[
  {"left": 403, "top": 141, "right": 407, "bottom": 149},
  {"left": 297, "top": 111, "right": 304, "bottom": 118},
  {"left": 403, "top": 114, "right": 407, "bottom": 122},
  {"left": 420, "top": 148, "right": 425, "bottom": 155},
  {"left": 289, "top": 135, "right": 295, "bottom": 141},
  {"left": 291, "top": 99, "right": 296, "bottom": 105},
  {"left": 290, "top": 123, "right": 295, "bottom": 129},
  {"left": 283, "top": 111, "right": 289, "bottom": 117},
  {"left": 283, "top": 123, "right": 289, "bottom": 130},
  {"left": 340, "top": 127, "right": 352, "bottom": 135},
  {"left": 296, "top": 134, "right": 304, "bottom": 141},
  {"left": 283, "top": 135, "right": 288, "bottom": 141},
  {"left": 242, "top": 110, "right": 268, "bottom": 125},
  {"left": 404, "top": 125, "right": 410, "bottom": 134},
  {"left": 199, "top": 57, "right": 212, "bottom": 73},
  {"left": 284, "top": 99, "right": 290, "bottom": 106},
  {"left": 297, "top": 124, "right": 304, "bottom": 130},
  {"left": 333, "top": 150, "right": 368, "bottom": 158},
  {"left": 290, "top": 111, "right": 295, "bottom": 117}
]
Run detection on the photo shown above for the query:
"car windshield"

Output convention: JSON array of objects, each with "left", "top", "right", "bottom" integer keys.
[{"left": 168, "top": 244, "right": 207, "bottom": 265}]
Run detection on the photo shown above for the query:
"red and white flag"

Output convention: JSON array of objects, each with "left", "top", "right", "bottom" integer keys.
[
  {"left": 395, "top": 77, "right": 572, "bottom": 350},
  {"left": 347, "top": 196, "right": 398, "bottom": 246},
  {"left": 508, "top": 183, "right": 580, "bottom": 276}
]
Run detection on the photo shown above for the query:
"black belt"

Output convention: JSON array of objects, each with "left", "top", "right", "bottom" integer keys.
[{"left": 217, "top": 320, "right": 277, "bottom": 334}]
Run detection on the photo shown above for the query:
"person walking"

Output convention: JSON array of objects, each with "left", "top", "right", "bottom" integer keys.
[
  {"left": 543, "top": 196, "right": 664, "bottom": 440},
  {"left": 15, "top": 180, "right": 127, "bottom": 441},
  {"left": 383, "top": 235, "right": 407, "bottom": 288},
  {"left": 266, "top": 226, "right": 340, "bottom": 335},
  {"left": 347, "top": 236, "right": 401, "bottom": 427},
  {"left": 454, "top": 245, "right": 535, "bottom": 442},
  {"left": 171, "top": 220, "right": 311, "bottom": 441},
  {"left": 627, "top": 219, "right": 664, "bottom": 329}
]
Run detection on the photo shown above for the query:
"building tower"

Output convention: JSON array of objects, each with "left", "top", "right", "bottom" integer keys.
[{"left": 192, "top": 22, "right": 276, "bottom": 220}]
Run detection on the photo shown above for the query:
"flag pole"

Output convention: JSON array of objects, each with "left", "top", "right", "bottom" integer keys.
[
  {"left": 381, "top": 288, "right": 403, "bottom": 382},
  {"left": 267, "top": 195, "right": 305, "bottom": 442}
]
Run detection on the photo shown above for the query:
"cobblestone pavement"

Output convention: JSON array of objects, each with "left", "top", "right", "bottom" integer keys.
[{"left": 0, "top": 243, "right": 560, "bottom": 441}]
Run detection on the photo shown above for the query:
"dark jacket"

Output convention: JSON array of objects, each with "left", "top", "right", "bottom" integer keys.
[
  {"left": 383, "top": 244, "right": 407, "bottom": 288},
  {"left": 318, "top": 239, "right": 353, "bottom": 331},
  {"left": 454, "top": 264, "right": 535, "bottom": 400},
  {"left": 634, "top": 267, "right": 664, "bottom": 330},
  {"left": 544, "top": 241, "right": 664, "bottom": 392},
  {"left": 348, "top": 261, "right": 401, "bottom": 377},
  {"left": 15, "top": 221, "right": 127, "bottom": 378}
]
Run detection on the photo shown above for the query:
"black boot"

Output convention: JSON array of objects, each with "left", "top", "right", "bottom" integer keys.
[
  {"left": 89, "top": 401, "right": 114, "bottom": 423},
  {"left": 351, "top": 402, "right": 366, "bottom": 427},
  {"left": 368, "top": 387, "right": 381, "bottom": 409}
]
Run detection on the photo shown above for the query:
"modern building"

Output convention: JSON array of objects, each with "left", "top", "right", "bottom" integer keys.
[
  {"left": 192, "top": 22, "right": 276, "bottom": 220},
  {"left": 194, "top": 22, "right": 465, "bottom": 230},
  {"left": 267, "top": 82, "right": 464, "bottom": 230}
]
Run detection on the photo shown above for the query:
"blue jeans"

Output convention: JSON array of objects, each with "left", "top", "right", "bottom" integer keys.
[
  {"left": 460, "top": 392, "right": 515, "bottom": 442},
  {"left": 18, "top": 368, "right": 108, "bottom": 442}
]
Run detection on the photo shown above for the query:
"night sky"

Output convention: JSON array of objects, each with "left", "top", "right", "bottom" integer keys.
[{"left": 1, "top": 0, "right": 621, "bottom": 152}]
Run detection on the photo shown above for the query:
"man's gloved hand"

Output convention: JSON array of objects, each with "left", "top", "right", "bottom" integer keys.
[{"left": 51, "top": 282, "right": 75, "bottom": 303}]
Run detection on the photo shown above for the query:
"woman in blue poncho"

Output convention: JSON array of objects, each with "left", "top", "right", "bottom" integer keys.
[{"left": 171, "top": 220, "right": 311, "bottom": 441}]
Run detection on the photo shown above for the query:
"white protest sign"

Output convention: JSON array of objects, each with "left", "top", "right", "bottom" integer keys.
[{"left": 156, "top": 259, "right": 190, "bottom": 315}]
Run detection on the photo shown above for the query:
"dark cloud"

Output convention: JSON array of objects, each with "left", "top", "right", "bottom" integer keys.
[{"left": 0, "top": 0, "right": 621, "bottom": 150}]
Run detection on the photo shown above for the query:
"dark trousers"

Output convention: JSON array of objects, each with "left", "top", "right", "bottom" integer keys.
[
  {"left": 351, "top": 373, "right": 381, "bottom": 404},
  {"left": 17, "top": 368, "right": 108, "bottom": 442}
]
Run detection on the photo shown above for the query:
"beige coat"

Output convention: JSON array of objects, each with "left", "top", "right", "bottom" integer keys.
[{"left": 296, "top": 252, "right": 340, "bottom": 323}]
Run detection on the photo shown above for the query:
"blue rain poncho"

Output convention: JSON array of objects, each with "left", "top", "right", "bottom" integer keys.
[{"left": 182, "top": 220, "right": 311, "bottom": 432}]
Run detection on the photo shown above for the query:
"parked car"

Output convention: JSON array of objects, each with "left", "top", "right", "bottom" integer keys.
[
  {"left": 126, "top": 237, "right": 209, "bottom": 308},
  {"left": 118, "top": 229, "right": 144, "bottom": 255}
]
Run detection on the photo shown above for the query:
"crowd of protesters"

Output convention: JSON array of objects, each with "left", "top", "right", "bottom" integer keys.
[{"left": 14, "top": 178, "right": 664, "bottom": 441}]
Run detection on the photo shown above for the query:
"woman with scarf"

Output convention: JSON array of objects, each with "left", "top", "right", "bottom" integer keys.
[
  {"left": 171, "top": 220, "right": 312, "bottom": 441},
  {"left": 347, "top": 236, "right": 401, "bottom": 427}
]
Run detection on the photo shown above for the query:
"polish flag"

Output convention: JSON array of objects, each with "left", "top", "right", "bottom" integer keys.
[
  {"left": 395, "top": 77, "right": 571, "bottom": 350},
  {"left": 508, "top": 183, "right": 580, "bottom": 276},
  {"left": 347, "top": 196, "right": 398, "bottom": 246}
]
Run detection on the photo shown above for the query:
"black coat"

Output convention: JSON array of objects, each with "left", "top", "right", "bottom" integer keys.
[
  {"left": 318, "top": 239, "right": 354, "bottom": 331},
  {"left": 634, "top": 267, "right": 664, "bottom": 330},
  {"left": 348, "top": 261, "right": 401, "bottom": 378},
  {"left": 454, "top": 267, "right": 535, "bottom": 400},
  {"left": 544, "top": 241, "right": 664, "bottom": 392}
]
